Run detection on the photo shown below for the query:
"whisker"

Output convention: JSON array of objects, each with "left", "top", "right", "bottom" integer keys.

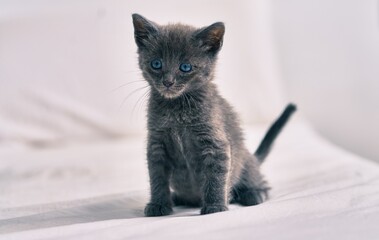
[
  {"left": 180, "top": 95, "right": 185, "bottom": 113},
  {"left": 137, "top": 91, "right": 151, "bottom": 117},
  {"left": 184, "top": 93, "right": 192, "bottom": 113},
  {"left": 187, "top": 92, "right": 199, "bottom": 110},
  {"left": 109, "top": 80, "right": 146, "bottom": 93},
  {"left": 119, "top": 85, "right": 150, "bottom": 110},
  {"left": 132, "top": 88, "right": 150, "bottom": 118}
]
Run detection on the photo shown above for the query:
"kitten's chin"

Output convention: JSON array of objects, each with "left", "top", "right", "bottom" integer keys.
[{"left": 158, "top": 88, "right": 185, "bottom": 99}]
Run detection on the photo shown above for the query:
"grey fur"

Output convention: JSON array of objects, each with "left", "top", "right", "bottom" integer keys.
[{"left": 131, "top": 14, "right": 295, "bottom": 216}]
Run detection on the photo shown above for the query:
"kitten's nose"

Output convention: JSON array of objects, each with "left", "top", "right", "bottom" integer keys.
[{"left": 162, "top": 80, "right": 174, "bottom": 88}]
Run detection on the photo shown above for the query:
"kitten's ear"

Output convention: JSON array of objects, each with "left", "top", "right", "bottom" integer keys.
[
  {"left": 194, "top": 22, "right": 225, "bottom": 54},
  {"left": 132, "top": 14, "right": 159, "bottom": 48}
]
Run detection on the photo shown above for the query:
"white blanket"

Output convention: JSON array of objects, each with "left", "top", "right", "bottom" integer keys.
[{"left": 1, "top": 122, "right": 379, "bottom": 239}]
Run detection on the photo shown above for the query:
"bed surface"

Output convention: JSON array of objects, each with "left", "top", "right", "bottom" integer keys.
[{"left": 1, "top": 122, "right": 378, "bottom": 240}]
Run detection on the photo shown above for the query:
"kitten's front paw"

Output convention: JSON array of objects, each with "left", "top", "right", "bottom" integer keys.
[
  {"left": 144, "top": 203, "right": 173, "bottom": 217},
  {"left": 200, "top": 205, "right": 228, "bottom": 215}
]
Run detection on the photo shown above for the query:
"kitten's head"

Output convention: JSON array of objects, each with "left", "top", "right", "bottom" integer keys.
[{"left": 132, "top": 14, "right": 224, "bottom": 99}]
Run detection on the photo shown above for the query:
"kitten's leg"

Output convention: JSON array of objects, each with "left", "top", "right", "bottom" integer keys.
[
  {"left": 144, "top": 135, "right": 173, "bottom": 217},
  {"left": 233, "top": 157, "right": 270, "bottom": 206},
  {"left": 197, "top": 135, "right": 231, "bottom": 215}
]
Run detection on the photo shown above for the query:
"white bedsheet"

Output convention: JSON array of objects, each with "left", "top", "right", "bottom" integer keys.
[{"left": 1, "top": 122, "right": 379, "bottom": 239}]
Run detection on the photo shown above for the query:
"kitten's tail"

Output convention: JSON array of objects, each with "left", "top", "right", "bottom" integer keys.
[{"left": 254, "top": 103, "right": 297, "bottom": 163}]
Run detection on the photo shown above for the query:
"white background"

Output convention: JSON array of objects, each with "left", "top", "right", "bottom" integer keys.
[
  {"left": 0, "top": 0, "right": 378, "bottom": 162},
  {"left": 271, "top": 0, "right": 379, "bottom": 162}
]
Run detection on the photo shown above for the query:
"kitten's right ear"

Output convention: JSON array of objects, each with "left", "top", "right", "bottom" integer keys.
[{"left": 132, "top": 14, "right": 159, "bottom": 48}]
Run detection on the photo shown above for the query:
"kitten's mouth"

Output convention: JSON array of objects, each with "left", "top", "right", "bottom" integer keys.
[{"left": 159, "top": 86, "right": 184, "bottom": 99}]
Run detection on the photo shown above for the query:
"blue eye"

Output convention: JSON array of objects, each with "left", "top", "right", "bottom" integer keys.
[
  {"left": 179, "top": 63, "right": 192, "bottom": 72},
  {"left": 150, "top": 59, "right": 162, "bottom": 70}
]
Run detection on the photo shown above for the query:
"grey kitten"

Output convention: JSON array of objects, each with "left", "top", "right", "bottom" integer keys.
[{"left": 132, "top": 14, "right": 296, "bottom": 216}]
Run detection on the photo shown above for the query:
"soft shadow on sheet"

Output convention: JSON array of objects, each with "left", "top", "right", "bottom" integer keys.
[
  {"left": 0, "top": 191, "right": 203, "bottom": 234},
  {"left": 0, "top": 192, "right": 147, "bottom": 234}
]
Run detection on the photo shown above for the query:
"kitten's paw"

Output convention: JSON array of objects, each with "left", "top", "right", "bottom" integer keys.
[
  {"left": 144, "top": 203, "right": 173, "bottom": 217},
  {"left": 200, "top": 205, "right": 228, "bottom": 215}
]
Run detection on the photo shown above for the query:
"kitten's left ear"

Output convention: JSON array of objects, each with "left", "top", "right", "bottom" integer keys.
[
  {"left": 194, "top": 22, "right": 225, "bottom": 54},
  {"left": 132, "top": 14, "right": 159, "bottom": 48}
]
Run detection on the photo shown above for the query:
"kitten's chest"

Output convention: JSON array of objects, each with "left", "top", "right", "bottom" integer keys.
[
  {"left": 159, "top": 108, "right": 200, "bottom": 127},
  {"left": 166, "top": 127, "right": 197, "bottom": 163},
  {"left": 150, "top": 96, "right": 204, "bottom": 127},
  {"left": 149, "top": 97, "right": 206, "bottom": 163}
]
